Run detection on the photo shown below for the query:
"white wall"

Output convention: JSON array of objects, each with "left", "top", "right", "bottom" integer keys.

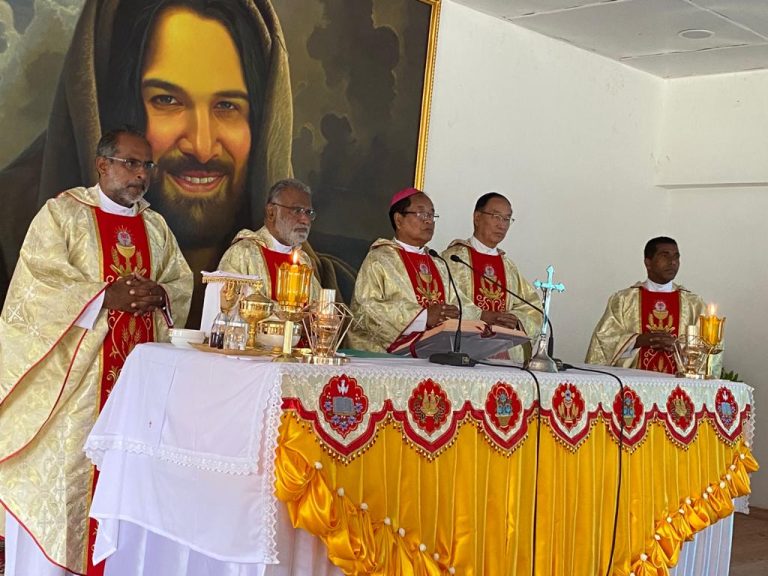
[
  {"left": 660, "top": 73, "right": 768, "bottom": 508},
  {"left": 425, "top": 0, "right": 664, "bottom": 365},
  {"left": 657, "top": 70, "right": 768, "bottom": 187},
  {"left": 424, "top": 0, "right": 766, "bottom": 506}
]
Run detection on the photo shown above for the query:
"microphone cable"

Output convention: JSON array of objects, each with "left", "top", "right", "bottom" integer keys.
[
  {"left": 428, "top": 249, "right": 463, "bottom": 353},
  {"left": 449, "top": 254, "right": 556, "bottom": 358},
  {"left": 561, "top": 363, "right": 625, "bottom": 576},
  {"left": 477, "top": 360, "right": 542, "bottom": 576}
]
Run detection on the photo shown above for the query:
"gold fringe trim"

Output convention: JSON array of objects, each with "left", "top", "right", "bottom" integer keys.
[{"left": 618, "top": 444, "right": 759, "bottom": 576}]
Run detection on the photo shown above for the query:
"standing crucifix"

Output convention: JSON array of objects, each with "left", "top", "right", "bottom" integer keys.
[{"left": 527, "top": 265, "right": 566, "bottom": 373}]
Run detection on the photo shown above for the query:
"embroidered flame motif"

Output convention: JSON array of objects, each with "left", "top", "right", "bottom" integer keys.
[
  {"left": 408, "top": 379, "right": 450, "bottom": 434},
  {"left": 666, "top": 386, "right": 695, "bottom": 431},
  {"left": 485, "top": 382, "right": 521, "bottom": 431},
  {"left": 319, "top": 374, "right": 369, "bottom": 438},
  {"left": 478, "top": 274, "right": 503, "bottom": 303},
  {"left": 552, "top": 382, "right": 585, "bottom": 432}
]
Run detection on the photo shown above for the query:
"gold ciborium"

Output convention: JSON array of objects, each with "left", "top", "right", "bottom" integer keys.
[{"left": 239, "top": 291, "right": 274, "bottom": 349}]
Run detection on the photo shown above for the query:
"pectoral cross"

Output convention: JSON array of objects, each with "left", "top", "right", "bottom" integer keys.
[
  {"left": 533, "top": 265, "right": 566, "bottom": 340},
  {"left": 528, "top": 265, "right": 566, "bottom": 373}
]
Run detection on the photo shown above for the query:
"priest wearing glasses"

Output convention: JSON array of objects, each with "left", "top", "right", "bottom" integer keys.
[
  {"left": 443, "top": 192, "right": 542, "bottom": 363},
  {"left": 0, "top": 126, "right": 191, "bottom": 575},
  {"left": 348, "top": 187, "right": 480, "bottom": 353},
  {"left": 217, "top": 178, "right": 321, "bottom": 300}
]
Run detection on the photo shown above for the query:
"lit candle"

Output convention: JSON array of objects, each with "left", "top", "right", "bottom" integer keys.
[
  {"left": 699, "top": 303, "right": 724, "bottom": 347},
  {"left": 287, "top": 250, "right": 301, "bottom": 304}
]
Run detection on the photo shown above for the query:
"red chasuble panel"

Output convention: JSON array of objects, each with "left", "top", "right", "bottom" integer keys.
[
  {"left": 259, "top": 246, "right": 293, "bottom": 298},
  {"left": 397, "top": 249, "right": 446, "bottom": 307},
  {"left": 469, "top": 249, "right": 507, "bottom": 312},
  {"left": 89, "top": 208, "right": 157, "bottom": 575},
  {"left": 638, "top": 288, "right": 680, "bottom": 374}
]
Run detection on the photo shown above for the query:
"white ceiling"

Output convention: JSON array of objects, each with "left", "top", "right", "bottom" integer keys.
[{"left": 452, "top": 0, "right": 768, "bottom": 78}]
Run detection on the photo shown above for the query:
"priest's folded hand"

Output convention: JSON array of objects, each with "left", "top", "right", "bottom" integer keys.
[
  {"left": 104, "top": 273, "right": 167, "bottom": 316},
  {"left": 635, "top": 331, "right": 676, "bottom": 351},
  {"left": 426, "top": 303, "right": 459, "bottom": 328},
  {"left": 480, "top": 310, "right": 520, "bottom": 330}
]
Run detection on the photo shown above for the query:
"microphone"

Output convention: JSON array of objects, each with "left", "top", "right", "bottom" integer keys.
[
  {"left": 427, "top": 249, "right": 475, "bottom": 367},
  {"left": 448, "top": 253, "right": 558, "bottom": 361}
]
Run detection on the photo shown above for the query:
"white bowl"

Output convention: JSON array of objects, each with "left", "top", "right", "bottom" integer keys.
[
  {"left": 169, "top": 328, "right": 205, "bottom": 347},
  {"left": 256, "top": 318, "right": 301, "bottom": 351}
]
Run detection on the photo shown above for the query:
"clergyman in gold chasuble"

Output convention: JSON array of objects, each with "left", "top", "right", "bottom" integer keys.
[
  {"left": 348, "top": 188, "right": 481, "bottom": 353},
  {"left": 443, "top": 192, "right": 542, "bottom": 363},
  {"left": 585, "top": 236, "right": 719, "bottom": 375},
  {"left": 0, "top": 128, "right": 192, "bottom": 575}
]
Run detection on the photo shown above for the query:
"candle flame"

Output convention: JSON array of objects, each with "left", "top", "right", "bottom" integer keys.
[
  {"left": 708, "top": 303, "right": 717, "bottom": 317},
  {"left": 291, "top": 250, "right": 299, "bottom": 264}
]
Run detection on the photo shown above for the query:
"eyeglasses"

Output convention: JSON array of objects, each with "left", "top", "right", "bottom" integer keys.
[
  {"left": 270, "top": 202, "right": 317, "bottom": 221},
  {"left": 402, "top": 211, "right": 439, "bottom": 222},
  {"left": 105, "top": 156, "right": 157, "bottom": 172},
  {"left": 478, "top": 211, "right": 515, "bottom": 225}
]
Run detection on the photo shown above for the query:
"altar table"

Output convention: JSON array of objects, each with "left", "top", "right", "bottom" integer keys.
[{"left": 84, "top": 343, "right": 758, "bottom": 575}]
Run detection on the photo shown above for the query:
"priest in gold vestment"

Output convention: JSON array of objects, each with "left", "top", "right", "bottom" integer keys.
[
  {"left": 217, "top": 179, "right": 321, "bottom": 300},
  {"left": 348, "top": 188, "right": 481, "bottom": 353},
  {"left": 443, "top": 193, "right": 542, "bottom": 362},
  {"left": 585, "top": 237, "right": 712, "bottom": 374},
  {"left": 0, "top": 128, "right": 192, "bottom": 575}
]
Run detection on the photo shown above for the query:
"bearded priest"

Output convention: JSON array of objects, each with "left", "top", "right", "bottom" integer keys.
[
  {"left": 217, "top": 178, "right": 321, "bottom": 300},
  {"left": 0, "top": 126, "right": 192, "bottom": 575},
  {"left": 585, "top": 236, "right": 713, "bottom": 375},
  {"left": 348, "top": 188, "right": 480, "bottom": 353}
]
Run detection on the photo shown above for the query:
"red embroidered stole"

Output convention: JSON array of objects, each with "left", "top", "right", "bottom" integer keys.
[
  {"left": 87, "top": 208, "right": 155, "bottom": 575},
  {"left": 385, "top": 250, "right": 446, "bottom": 355},
  {"left": 469, "top": 249, "right": 507, "bottom": 312},
  {"left": 259, "top": 246, "right": 293, "bottom": 298},
  {"left": 638, "top": 288, "right": 680, "bottom": 374},
  {"left": 397, "top": 249, "right": 446, "bottom": 307}
]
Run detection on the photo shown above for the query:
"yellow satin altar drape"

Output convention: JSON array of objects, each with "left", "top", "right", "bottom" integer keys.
[{"left": 275, "top": 412, "right": 757, "bottom": 576}]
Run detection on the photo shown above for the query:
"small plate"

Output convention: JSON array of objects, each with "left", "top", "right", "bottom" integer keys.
[{"left": 189, "top": 342, "right": 273, "bottom": 357}]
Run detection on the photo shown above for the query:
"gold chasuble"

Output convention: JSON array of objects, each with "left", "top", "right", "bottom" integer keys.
[
  {"left": 348, "top": 239, "right": 481, "bottom": 353},
  {"left": 0, "top": 186, "right": 191, "bottom": 574},
  {"left": 586, "top": 283, "right": 706, "bottom": 373},
  {"left": 218, "top": 226, "right": 321, "bottom": 300}
]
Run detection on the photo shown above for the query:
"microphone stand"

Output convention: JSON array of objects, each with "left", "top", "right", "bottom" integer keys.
[
  {"left": 449, "top": 254, "right": 564, "bottom": 371},
  {"left": 427, "top": 249, "right": 475, "bottom": 367}
]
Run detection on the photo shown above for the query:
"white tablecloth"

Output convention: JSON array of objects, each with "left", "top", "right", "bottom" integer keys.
[
  {"left": 85, "top": 343, "right": 343, "bottom": 575},
  {"left": 84, "top": 343, "right": 751, "bottom": 575}
]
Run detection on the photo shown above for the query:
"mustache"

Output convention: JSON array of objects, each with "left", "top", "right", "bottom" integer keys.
[
  {"left": 128, "top": 181, "right": 149, "bottom": 192},
  {"left": 156, "top": 152, "right": 233, "bottom": 175}
]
